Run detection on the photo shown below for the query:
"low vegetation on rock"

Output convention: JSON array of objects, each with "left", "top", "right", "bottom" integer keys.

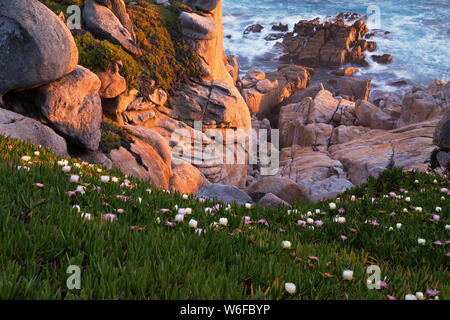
[{"left": 0, "top": 135, "right": 447, "bottom": 299}]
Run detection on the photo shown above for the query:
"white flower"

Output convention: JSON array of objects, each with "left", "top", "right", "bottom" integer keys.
[
  {"left": 112, "top": 177, "right": 119, "bottom": 183},
  {"left": 441, "top": 196, "right": 446, "bottom": 201},
  {"left": 403, "top": 208, "right": 408, "bottom": 213},
  {"left": 388, "top": 227, "right": 393, "bottom": 231},
  {"left": 210, "top": 222, "right": 219, "bottom": 228},
  {"left": 285, "top": 282, "right": 296, "bottom": 295},
  {"left": 307, "top": 211, "right": 312, "bottom": 217},
  {"left": 336, "top": 217, "right": 346, "bottom": 224},
  {"left": 74, "top": 163, "right": 80, "bottom": 168},
  {"left": 97, "top": 168, "right": 102, "bottom": 173},
  {"left": 281, "top": 241, "right": 291, "bottom": 249},
  {"left": 174, "top": 204, "right": 178, "bottom": 210},
  {"left": 432, "top": 215, "right": 440, "bottom": 221},
  {"left": 445, "top": 224, "right": 450, "bottom": 231},
  {"left": 182, "top": 194, "right": 189, "bottom": 200},
  {"left": 307, "top": 218, "right": 314, "bottom": 224},
  {"left": 417, "top": 238, "right": 426, "bottom": 246},
  {"left": 185, "top": 208, "right": 192, "bottom": 215},
  {"left": 405, "top": 197, "right": 411, "bottom": 202},
  {"left": 62, "top": 166, "right": 71, "bottom": 173},
  {"left": 440, "top": 188, "right": 449, "bottom": 193},
  {"left": 315, "top": 209, "right": 321, "bottom": 214},
  {"left": 342, "top": 270, "right": 354, "bottom": 281},
  {"left": 100, "top": 175, "right": 110, "bottom": 183},
  {"left": 396, "top": 223, "right": 402, "bottom": 229},
  {"left": 414, "top": 180, "right": 419, "bottom": 184},
  {"left": 405, "top": 294, "right": 417, "bottom": 300},
  {"left": 70, "top": 175, "right": 79, "bottom": 183},
  {"left": 219, "top": 217, "right": 228, "bottom": 226},
  {"left": 175, "top": 214, "right": 184, "bottom": 223},
  {"left": 34, "top": 151, "right": 40, "bottom": 156},
  {"left": 146, "top": 189, "right": 152, "bottom": 194},
  {"left": 72, "top": 205, "right": 81, "bottom": 213},
  {"left": 329, "top": 202, "right": 336, "bottom": 210},
  {"left": 415, "top": 292, "right": 425, "bottom": 300},
  {"left": 81, "top": 213, "right": 92, "bottom": 221},
  {"left": 435, "top": 207, "right": 442, "bottom": 212},
  {"left": 350, "top": 195, "right": 356, "bottom": 201},
  {"left": 245, "top": 203, "right": 252, "bottom": 209},
  {"left": 76, "top": 185, "right": 85, "bottom": 194},
  {"left": 433, "top": 179, "right": 438, "bottom": 184},
  {"left": 156, "top": 217, "right": 161, "bottom": 224},
  {"left": 205, "top": 207, "right": 212, "bottom": 213},
  {"left": 21, "top": 155, "right": 31, "bottom": 162},
  {"left": 189, "top": 219, "right": 198, "bottom": 229},
  {"left": 138, "top": 197, "right": 142, "bottom": 204},
  {"left": 414, "top": 207, "right": 422, "bottom": 213}
]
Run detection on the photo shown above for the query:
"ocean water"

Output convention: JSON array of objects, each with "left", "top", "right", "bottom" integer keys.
[{"left": 222, "top": 0, "right": 450, "bottom": 91}]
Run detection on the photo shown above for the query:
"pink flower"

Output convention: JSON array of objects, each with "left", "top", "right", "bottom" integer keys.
[
  {"left": 297, "top": 220, "right": 306, "bottom": 227},
  {"left": 258, "top": 219, "right": 268, "bottom": 226},
  {"left": 371, "top": 220, "right": 380, "bottom": 227},
  {"left": 35, "top": 183, "right": 44, "bottom": 188},
  {"left": 315, "top": 220, "right": 324, "bottom": 227},
  {"left": 244, "top": 216, "right": 251, "bottom": 224},
  {"left": 389, "top": 192, "right": 397, "bottom": 198},
  {"left": 433, "top": 241, "right": 443, "bottom": 246},
  {"left": 117, "top": 209, "right": 124, "bottom": 214},
  {"left": 160, "top": 209, "right": 170, "bottom": 213},
  {"left": 338, "top": 208, "right": 345, "bottom": 214},
  {"left": 198, "top": 198, "right": 206, "bottom": 203},
  {"left": 166, "top": 221, "right": 176, "bottom": 227},
  {"left": 340, "top": 235, "right": 347, "bottom": 240},
  {"left": 390, "top": 212, "right": 396, "bottom": 217},
  {"left": 386, "top": 295, "right": 396, "bottom": 300},
  {"left": 103, "top": 214, "right": 117, "bottom": 222},
  {"left": 377, "top": 281, "right": 388, "bottom": 288},
  {"left": 65, "top": 191, "right": 76, "bottom": 196},
  {"left": 426, "top": 289, "right": 440, "bottom": 297},
  {"left": 279, "top": 228, "right": 285, "bottom": 232},
  {"left": 400, "top": 188, "right": 406, "bottom": 193},
  {"left": 212, "top": 204, "right": 220, "bottom": 212}
]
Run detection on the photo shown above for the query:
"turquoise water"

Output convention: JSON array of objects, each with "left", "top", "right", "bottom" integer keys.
[{"left": 222, "top": 0, "right": 450, "bottom": 90}]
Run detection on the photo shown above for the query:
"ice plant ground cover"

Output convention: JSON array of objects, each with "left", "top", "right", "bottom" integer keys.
[{"left": 0, "top": 135, "right": 448, "bottom": 300}]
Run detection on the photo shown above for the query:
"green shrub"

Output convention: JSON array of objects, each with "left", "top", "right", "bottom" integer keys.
[{"left": 100, "top": 131, "right": 121, "bottom": 153}]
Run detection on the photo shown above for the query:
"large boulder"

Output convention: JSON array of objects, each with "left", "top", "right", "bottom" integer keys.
[
  {"left": 257, "top": 193, "right": 289, "bottom": 208},
  {"left": 355, "top": 100, "right": 396, "bottom": 130},
  {"left": 0, "top": 108, "right": 68, "bottom": 156},
  {"left": 0, "top": 0, "right": 78, "bottom": 95},
  {"left": 433, "top": 109, "right": 450, "bottom": 151},
  {"left": 329, "top": 120, "right": 439, "bottom": 184},
  {"left": 35, "top": 66, "right": 103, "bottom": 151},
  {"left": 109, "top": 137, "right": 172, "bottom": 190},
  {"left": 326, "top": 77, "right": 371, "bottom": 101},
  {"left": 95, "top": 0, "right": 136, "bottom": 41},
  {"left": 278, "top": 145, "right": 353, "bottom": 202},
  {"left": 242, "top": 65, "right": 311, "bottom": 117},
  {"left": 98, "top": 61, "right": 127, "bottom": 99},
  {"left": 180, "top": 12, "right": 218, "bottom": 40},
  {"left": 181, "top": 0, "right": 234, "bottom": 85},
  {"left": 398, "top": 84, "right": 449, "bottom": 127},
  {"left": 170, "top": 160, "right": 210, "bottom": 194},
  {"left": 83, "top": 0, "right": 141, "bottom": 56},
  {"left": 196, "top": 184, "right": 252, "bottom": 205},
  {"left": 246, "top": 176, "right": 308, "bottom": 203}
]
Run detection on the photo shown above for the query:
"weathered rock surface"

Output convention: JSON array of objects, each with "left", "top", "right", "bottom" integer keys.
[
  {"left": 181, "top": 0, "right": 235, "bottom": 85},
  {"left": 109, "top": 137, "right": 171, "bottom": 190},
  {"left": 196, "top": 183, "right": 252, "bottom": 205},
  {"left": 257, "top": 193, "right": 289, "bottom": 208},
  {"left": 0, "top": 108, "right": 68, "bottom": 156},
  {"left": 180, "top": 11, "right": 218, "bottom": 40},
  {"left": 329, "top": 120, "right": 439, "bottom": 184},
  {"left": 170, "top": 160, "right": 210, "bottom": 194},
  {"left": 326, "top": 77, "right": 371, "bottom": 101},
  {"left": 242, "top": 65, "right": 311, "bottom": 117},
  {"left": 95, "top": 0, "right": 137, "bottom": 41},
  {"left": 83, "top": 0, "right": 141, "bottom": 56},
  {"left": 246, "top": 176, "right": 308, "bottom": 203},
  {"left": 0, "top": 0, "right": 78, "bottom": 95},
  {"left": 398, "top": 82, "right": 449, "bottom": 127},
  {"left": 98, "top": 61, "right": 127, "bottom": 99},
  {"left": 278, "top": 146, "right": 353, "bottom": 202},
  {"left": 355, "top": 100, "right": 396, "bottom": 130},
  {"left": 35, "top": 66, "right": 103, "bottom": 151},
  {"left": 433, "top": 108, "right": 450, "bottom": 151},
  {"left": 282, "top": 16, "right": 373, "bottom": 67}
]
